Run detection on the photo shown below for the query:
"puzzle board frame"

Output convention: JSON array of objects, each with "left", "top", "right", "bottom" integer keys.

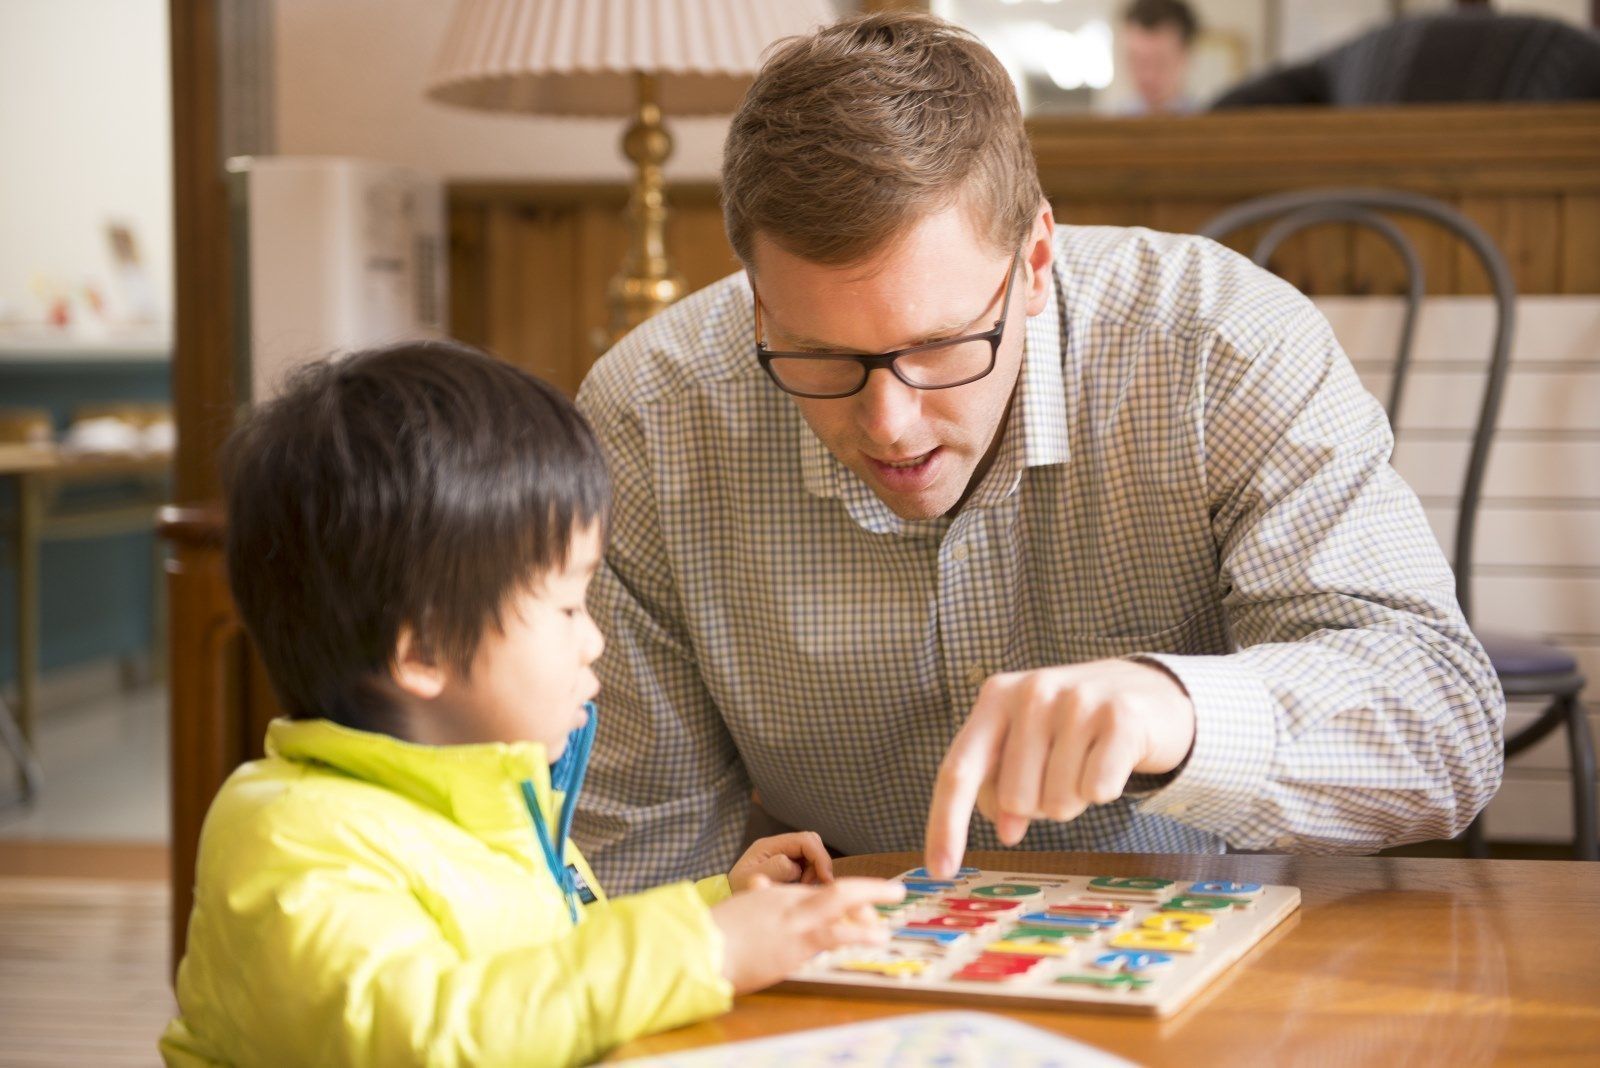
[{"left": 778, "top": 868, "right": 1300, "bottom": 1017}]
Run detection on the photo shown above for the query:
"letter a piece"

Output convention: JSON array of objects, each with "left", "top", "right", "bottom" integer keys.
[
  {"left": 954, "top": 952, "right": 1039, "bottom": 982},
  {"left": 971, "top": 883, "right": 1043, "bottom": 898},
  {"left": 903, "top": 867, "right": 981, "bottom": 880},
  {"left": 901, "top": 879, "right": 959, "bottom": 894},
  {"left": 1161, "top": 894, "right": 1237, "bottom": 913},
  {"left": 986, "top": 936, "right": 1073, "bottom": 957},
  {"left": 1057, "top": 972, "right": 1153, "bottom": 992},
  {"left": 1087, "top": 876, "right": 1174, "bottom": 899},
  {"left": 943, "top": 897, "right": 1021, "bottom": 914},
  {"left": 893, "top": 927, "right": 967, "bottom": 947},
  {"left": 1049, "top": 900, "right": 1132, "bottom": 917},
  {"left": 1141, "top": 910, "right": 1216, "bottom": 934},
  {"left": 1189, "top": 880, "right": 1263, "bottom": 901},
  {"left": 1092, "top": 949, "right": 1175, "bottom": 973},
  {"left": 1109, "top": 928, "right": 1198, "bottom": 953},
  {"left": 835, "top": 957, "right": 930, "bottom": 980},
  {"left": 905, "top": 913, "right": 993, "bottom": 930}
]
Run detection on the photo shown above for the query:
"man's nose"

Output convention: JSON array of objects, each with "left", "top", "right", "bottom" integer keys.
[{"left": 854, "top": 367, "right": 922, "bottom": 447}]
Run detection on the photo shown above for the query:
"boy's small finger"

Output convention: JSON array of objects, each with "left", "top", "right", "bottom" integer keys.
[
  {"left": 829, "top": 919, "right": 887, "bottom": 947},
  {"left": 807, "top": 877, "right": 904, "bottom": 919}
]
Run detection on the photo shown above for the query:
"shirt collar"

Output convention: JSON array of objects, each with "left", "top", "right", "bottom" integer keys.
[{"left": 795, "top": 267, "right": 1071, "bottom": 531}]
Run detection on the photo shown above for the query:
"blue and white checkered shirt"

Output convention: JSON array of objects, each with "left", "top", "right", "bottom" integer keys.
[{"left": 575, "top": 226, "right": 1505, "bottom": 894}]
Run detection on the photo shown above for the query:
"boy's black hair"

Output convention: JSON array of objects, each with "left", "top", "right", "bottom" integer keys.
[
  {"left": 1122, "top": 0, "right": 1199, "bottom": 45},
  {"left": 222, "top": 339, "right": 610, "bottom": 734}
]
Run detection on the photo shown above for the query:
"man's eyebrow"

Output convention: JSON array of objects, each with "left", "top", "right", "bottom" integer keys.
[{"left": 767, "top": 308, "right": 990, "bottom": 354}]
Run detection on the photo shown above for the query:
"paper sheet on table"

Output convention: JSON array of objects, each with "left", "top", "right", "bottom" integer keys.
[{"left": 622, "top": 1010, "right": 1142, "bottom": 1067}]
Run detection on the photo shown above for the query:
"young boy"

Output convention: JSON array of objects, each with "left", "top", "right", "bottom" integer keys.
[{"left": 160, "top": 341, "right": 902, "bottom": 1067}]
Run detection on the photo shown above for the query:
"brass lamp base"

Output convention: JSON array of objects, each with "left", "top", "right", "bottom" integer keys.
[{"left": 606, "top": 72, "right": 689, "bottom": 347}]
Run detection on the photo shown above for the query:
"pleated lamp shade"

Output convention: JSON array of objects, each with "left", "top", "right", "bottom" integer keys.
[{"left": 428, "top": 0, "right": 837, "bottom": 117}]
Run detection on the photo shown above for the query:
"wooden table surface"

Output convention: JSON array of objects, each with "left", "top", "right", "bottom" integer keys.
[{"left": 610, "top": 850, "right": 1600, "bottom": 1066}]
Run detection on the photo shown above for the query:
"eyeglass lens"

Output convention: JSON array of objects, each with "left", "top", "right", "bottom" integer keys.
[{"left": 766, "top": 337, "right": 993, "bottom": 397}]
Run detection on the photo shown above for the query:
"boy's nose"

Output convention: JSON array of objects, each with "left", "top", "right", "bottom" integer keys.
[
  {"left": 855, "top": 368, "right": 922, "bottom": 448},
  {"left": 581, "top": 611, "right": 606, "bottom": 663}
]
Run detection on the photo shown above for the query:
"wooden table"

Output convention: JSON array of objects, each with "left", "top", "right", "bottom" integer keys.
[
  {"left": 610, "top": 850, "right": 1600, "bottom": 1066},
  {"left": 0, "top": 445, "right": 170, "bottom": 803}
]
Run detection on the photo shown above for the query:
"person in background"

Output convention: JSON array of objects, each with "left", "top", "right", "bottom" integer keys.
[
  {"left": 159, "top": 341, "right": 901, "bottom": 1068},
  {"left": 1120, "top": 0, "right": 1200, "bottom": 115},
  {"left": 1213, "top": 2, "right": 1600, "bottom": 108}
]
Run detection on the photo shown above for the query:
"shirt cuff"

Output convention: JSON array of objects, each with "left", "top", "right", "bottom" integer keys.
[{"left": 1126, "top": 653, "right": 1276, "bottom": 837}]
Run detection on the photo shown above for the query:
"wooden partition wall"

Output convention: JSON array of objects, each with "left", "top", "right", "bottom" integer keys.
[
  {"left": 451, "top": 104, "right": 1600, "bottom": 394},
  {"left": 165, "top": 97, "right": 1600, "bottom": 962}
]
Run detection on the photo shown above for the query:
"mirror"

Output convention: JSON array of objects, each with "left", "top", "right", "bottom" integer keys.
[{"left": 927, "top": 0, "right": 1595, "bottom": 116}]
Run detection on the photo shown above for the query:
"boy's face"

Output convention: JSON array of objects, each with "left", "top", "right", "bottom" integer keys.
[{"left": 415, "top": 522, "right": 605, "bottom": 759}]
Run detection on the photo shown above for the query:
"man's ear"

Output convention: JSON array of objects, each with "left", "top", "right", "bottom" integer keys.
[
  {"left": 1023, "top": 198, "right": 1056, "bottom": 317},
  {"left": 392, "top": 625, "right": 447, "bottom": 700}
]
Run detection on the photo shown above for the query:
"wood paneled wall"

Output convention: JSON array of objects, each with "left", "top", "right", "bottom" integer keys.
[
  {"left": 450, "top": 104, "right": 1600, "bottom": 394},
  {"left": 449, "top": 185, "right": 736, "bottom": 395}
]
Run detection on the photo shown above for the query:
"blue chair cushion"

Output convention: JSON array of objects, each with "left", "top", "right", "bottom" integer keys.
[{"left": 1478, "top": 631, "right": 1579, "bottom": 678}]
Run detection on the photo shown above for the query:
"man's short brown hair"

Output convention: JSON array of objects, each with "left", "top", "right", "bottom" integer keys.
[{"left": 722, "top": 11, "right": 1042, "bottom": 269}]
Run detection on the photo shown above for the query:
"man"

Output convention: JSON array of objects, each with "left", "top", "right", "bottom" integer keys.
[
  {"left": 575, "top": 12, "right": 1503, "bottom": 893},
  {"left": 1120, "top": 0, "right": 1199, "bottom": 115}
]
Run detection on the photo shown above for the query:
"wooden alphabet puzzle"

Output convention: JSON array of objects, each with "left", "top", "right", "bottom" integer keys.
[{"left": 780, "top": 868, "right": 1300, "bottom": 1016}]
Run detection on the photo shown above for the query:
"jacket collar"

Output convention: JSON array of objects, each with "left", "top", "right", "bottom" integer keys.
[{"left": 264, "top": 713, "right": 596, "bottom": 856}]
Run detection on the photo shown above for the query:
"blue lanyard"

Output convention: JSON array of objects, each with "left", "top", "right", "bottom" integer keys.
[
  {"left": 523, "top": 779, "right": 580, "bottom": 924},
  {"left": 521, "top": 705, "right": 597, "bottom": 925}
]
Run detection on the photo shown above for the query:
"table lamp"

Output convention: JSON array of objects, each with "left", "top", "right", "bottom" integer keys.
[{"left": 427, "top": 0, "right": 836, "bottom": 344}]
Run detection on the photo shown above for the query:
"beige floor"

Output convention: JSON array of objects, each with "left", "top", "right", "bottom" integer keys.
[
  {"left": 0, "top": 675, "right": 172, "bottom": 1066},
  {"left": 0, "top": 680, "right": 167, "bottom": 842},
  {"left": 0, "top": 871, "right": 172, "bottom": 1068}
]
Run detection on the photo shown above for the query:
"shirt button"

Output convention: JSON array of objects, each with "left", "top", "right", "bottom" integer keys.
[
  {"left": 951, "top": 541, "right": 969, "bottom": 561},
  {"left": 965, "top": 664, "right": 988, "bottom": 688}
]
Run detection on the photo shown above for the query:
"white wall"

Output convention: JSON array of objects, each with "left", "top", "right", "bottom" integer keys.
[
  {"left": 1320, "top": 295, "right": 1600, "bottom": 846},
  {"left": 273, "top": 0, "right": 734, "bottom": 182},
  {"left": 0, "top": 0, "right": 171, "bottom": 327}
]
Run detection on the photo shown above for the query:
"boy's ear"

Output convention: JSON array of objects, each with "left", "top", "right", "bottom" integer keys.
[{"left": 392, "top": 625, "right": 447, "bottom": 700}]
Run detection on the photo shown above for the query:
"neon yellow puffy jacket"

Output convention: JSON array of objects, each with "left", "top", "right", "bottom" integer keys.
[{"left": 160, "top": 716, "right": 732, "bottom": 1067}]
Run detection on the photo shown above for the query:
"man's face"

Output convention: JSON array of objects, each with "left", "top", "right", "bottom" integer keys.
[
  {"left": 1124, "top": 23, "right": 1190, "bottom": 111},
  {"left": 751, "top": 205, "right": 1053, "bottom": 520}
]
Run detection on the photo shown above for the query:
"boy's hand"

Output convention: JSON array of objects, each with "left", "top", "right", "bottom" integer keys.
[
  {"left": 710, "top": 876, "right": 904, "bottom": 995},
  {"left": 729, "top": 831, "right": 834, "bottom": 891}
]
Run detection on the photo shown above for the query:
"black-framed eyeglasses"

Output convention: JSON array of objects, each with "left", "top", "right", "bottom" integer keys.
[{"left": 753, "top": 249, "right": 1023, "bottom": 400}]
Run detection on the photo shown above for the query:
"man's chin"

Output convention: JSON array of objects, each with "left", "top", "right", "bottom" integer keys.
[{"left": 875, "top": 481, "right": 964, "bottom": 521}]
